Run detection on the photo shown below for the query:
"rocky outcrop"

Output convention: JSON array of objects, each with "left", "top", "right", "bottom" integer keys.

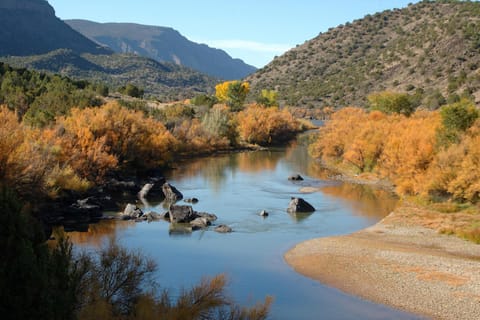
[
  {"left": 162, "top": 183, "right": 183, "bottom": 203},
  {"left": 287, "top": 197, "right": 315, "bottom": 213},
  {"left": 168, "top": 205, "right": 197, "bottom": 223},
  {"left": 122, "top": 203, "right": 143, "bottom": 220}
]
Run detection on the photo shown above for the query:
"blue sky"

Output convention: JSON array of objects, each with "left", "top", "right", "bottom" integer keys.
[{"left": 48, "top": 0, "right": 418, "bottom": 68}]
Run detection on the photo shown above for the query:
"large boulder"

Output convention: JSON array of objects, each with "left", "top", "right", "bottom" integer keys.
[
  {"left": 122, "top": 203, "right": 143, "bottom": 220},
  {"left": 287, "top": 197, "right": 315, "bottom": 213},
  {"left": 138, "top": 183, "right": 154, "bottom": 200},
  {"left": 169, "top": 204, "right": 198, "bottom": 223},
  {"left": 162, "top": 183, "right": 183, "bottom": 203}
]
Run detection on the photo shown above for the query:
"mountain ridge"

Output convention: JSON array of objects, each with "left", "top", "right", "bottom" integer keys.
[
  {"left": 66, "top": 19, "right": 257, "bottom": 80},
  {"left": 0, "top": 0, "right": 110, "bottom": 56},
  {"left": 248, "top": 1, "right": 480, "bottom": 109}
]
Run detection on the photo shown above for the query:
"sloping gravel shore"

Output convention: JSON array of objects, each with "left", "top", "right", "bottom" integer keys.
[{"left": 284, "top": 209, "right": 480, "bottom": 320}]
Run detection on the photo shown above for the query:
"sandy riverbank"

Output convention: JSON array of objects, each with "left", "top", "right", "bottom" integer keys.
[{"left": 284, "top": 204, "right": 480, "bottom": 319}]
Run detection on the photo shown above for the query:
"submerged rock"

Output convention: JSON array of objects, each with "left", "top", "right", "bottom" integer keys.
[
  {"left": 288, "top": 174, "right": 304, "bottom": 181},
  {"left": 214, "top": 224, "right": 233, "bottom": 233},
  {"left": 184, "top": 197, "right": 199, "bottom": 203},
  {"left": 287, "top": 197, "right": 315, "bottom": 213}
]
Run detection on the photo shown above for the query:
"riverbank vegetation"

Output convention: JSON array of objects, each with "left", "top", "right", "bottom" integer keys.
[
  {"left": 310, "top": 97, "right": 480, "bottom": 242},
  {"left": 0, "top": 66, "right": 304, "bottom": 201}
]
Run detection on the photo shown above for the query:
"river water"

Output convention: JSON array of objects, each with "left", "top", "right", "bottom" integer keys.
[{"left": 69, "top": 132, "right": 420, "bottom": 319}]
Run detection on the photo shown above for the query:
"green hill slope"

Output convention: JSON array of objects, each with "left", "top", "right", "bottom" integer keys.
[
  {"left": 248, "top": 1, "right": 480, "bottom": 109},
  {"left": 1, "top": 49, "right": 217, "bottom": 100}
]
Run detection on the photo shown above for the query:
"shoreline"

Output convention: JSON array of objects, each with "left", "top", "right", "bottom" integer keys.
[{"left": 284, "top": 205, "right": 480, "bottom": 319}]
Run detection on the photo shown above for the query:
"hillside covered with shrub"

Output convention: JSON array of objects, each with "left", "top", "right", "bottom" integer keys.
[{"left": 248, "top": 0, "right": 480, "bottom": 109}]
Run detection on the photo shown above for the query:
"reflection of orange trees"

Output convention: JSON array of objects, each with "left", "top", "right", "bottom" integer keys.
[
  {"left": 236, "top": 151, "right": 283, "bottom": 173},
  {"left": 237, "top": 104, "right": 300, "bottom": 146},
  {"left": 64, "top": 220, "right": 134, "bottom": 248},
  {"left": 321, "top": 184, "right": 398, "bottom": 219}
]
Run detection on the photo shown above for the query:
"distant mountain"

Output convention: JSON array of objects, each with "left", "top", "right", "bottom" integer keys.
[
  {"left": 248, "top": 1, "right": 480, "bottom": 109},
  {"left": 66, "top": 19, "right": 257, "bottom": 80},
  {"left": 1, "top": 49, "right": 217, "bottom": 100},
  {"left": 0, "top": 0, "right": 110, "bottom": 56},
  {"left": 0, "top": 0, "right": 217, "bottom": 99}
]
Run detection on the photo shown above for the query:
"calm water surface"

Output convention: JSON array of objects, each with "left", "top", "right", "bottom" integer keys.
[{"left": 70, "top": 133, "right": 421, "bottom": 319}]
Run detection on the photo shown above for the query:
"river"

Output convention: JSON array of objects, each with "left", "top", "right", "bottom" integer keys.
[{"left": 68, "top": 132, "right": 420, "bottom": 319}]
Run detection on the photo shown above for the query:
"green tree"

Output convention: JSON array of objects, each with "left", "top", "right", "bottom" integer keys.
[
  {"left": 437, "top": 98, "right": 479, "bottom": 146},
  {"left": 256, "top": 89, "right": 278, "bottom": 107},
  {"left": 215, "top": 81, "right": 250, "bottom": 111},
  {"left": 367, "top": 91, "right": 415, "bottom": 116}
]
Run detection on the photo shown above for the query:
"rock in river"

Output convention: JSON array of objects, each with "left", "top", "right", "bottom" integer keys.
[
  {"left": 288, "top": 174, "right": 304, "bottom": 181},
  {"left": 169, "top": 204, "right": 198, "bottom": 223},
  {"left": 286, "top": 197, "right": 315, "bottom": 213},
  {"left": 215, "top": 224, "right": 233, "bottom": 233},
  {"left": 162, "top": 182, "right": 183, "bottom": 203}
]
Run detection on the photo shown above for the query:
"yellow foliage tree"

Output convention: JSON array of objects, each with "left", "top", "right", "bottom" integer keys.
[{"left": 215, "top": 81, "right": 250, "bottom": 111}]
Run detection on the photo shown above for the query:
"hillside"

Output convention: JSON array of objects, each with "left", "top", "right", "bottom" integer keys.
[
  {"left": 248, "top": 1, "right": 480, "bottom": 109},
  {"left": 0, "top": 0, "right": 110, "bottom": 56},
  {"left": 66, "top": 19, "right": 257, "bottom": 80},
  {"left": 1, "top": 49, "right": 217, "bottom": 100}
]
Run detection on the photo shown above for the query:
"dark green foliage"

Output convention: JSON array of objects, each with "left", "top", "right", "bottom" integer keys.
[
  {"left": 441, "top": 98, "right": 479, "bottom": 132},
  {"left": 368, "top": 91, "right": 415, "bottom": 116},
  {"left": 119, "top": 83, "right": 144, "bottom": 98},
  {"left": 437, "top": 98, "right": 479, "bottom": 146},
  {"left": 191, "top": 94, "right": 218, "bottom": 108},
  {"left": 0, "top": 62, "right": 104, "bottom": 126},
  {"left": 226, "top": 81, "right": 249, "bottom": 112},
  {"left": 0, "top": 186, "right": 79, "bottom": 320}
]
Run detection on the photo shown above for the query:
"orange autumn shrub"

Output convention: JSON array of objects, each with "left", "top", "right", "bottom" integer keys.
[
  {"left": 236, "top": 104, "right": 299, "bottom": 146},
  {"left": 309, "top": 107, "right": 368, "bottom": 161},
  {"left": 310, "top": 107, "right": 442, "bottom": 197},
  {"left": 172, "top": 118, "right": 231, "bottom": 154},
  {"left": 426, "top": 120, "right": 480, "bottom": 202},
  {"left": 56, "top": 102, "right": 176, "bottom": 181}
]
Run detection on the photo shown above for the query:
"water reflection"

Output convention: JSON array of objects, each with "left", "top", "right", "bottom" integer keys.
[
  {"left": 60, "top": 220, "right": 134, "bottom": 248},
  {"left": 320, "top": 183, "right": 398, "bottom": 219}
]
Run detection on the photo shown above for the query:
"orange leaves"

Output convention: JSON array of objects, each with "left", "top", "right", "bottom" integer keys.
[
  {"left": 57, "top": 102, "right": 177, "bottom": 179},
  {"left": 310, "top": 107, "right": 443, "bottom": 197},
  {"left": 236, "top": 104, "right": 299, "bottom": 146}
]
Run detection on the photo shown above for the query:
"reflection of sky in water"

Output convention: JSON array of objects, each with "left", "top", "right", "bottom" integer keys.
[{"left": 69, "top": 136, "right": 419, "bottom": 320}]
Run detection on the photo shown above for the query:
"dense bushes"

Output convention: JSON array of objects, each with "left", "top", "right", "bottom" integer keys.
[
  {"left": 310, "top": 101, "right": 480, "bottom": 202},
  {"left": 237, "top": 104, "right": 300, "bottom": 145},
  {"left": 0, "top": 98, "right": 302, "bottom": 199}
]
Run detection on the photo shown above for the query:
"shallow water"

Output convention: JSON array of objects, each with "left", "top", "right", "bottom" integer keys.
[{"left": 70, "top": 134, "right": 421, "bottom": 319}]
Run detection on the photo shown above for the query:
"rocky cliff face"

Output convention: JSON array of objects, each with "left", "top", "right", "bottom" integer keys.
[
  {"left": 0, "top": 0, "right": 54, "bottom": 15},
  {"left": 0, "top": 0, "right": 110, "bottom": 56}
]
